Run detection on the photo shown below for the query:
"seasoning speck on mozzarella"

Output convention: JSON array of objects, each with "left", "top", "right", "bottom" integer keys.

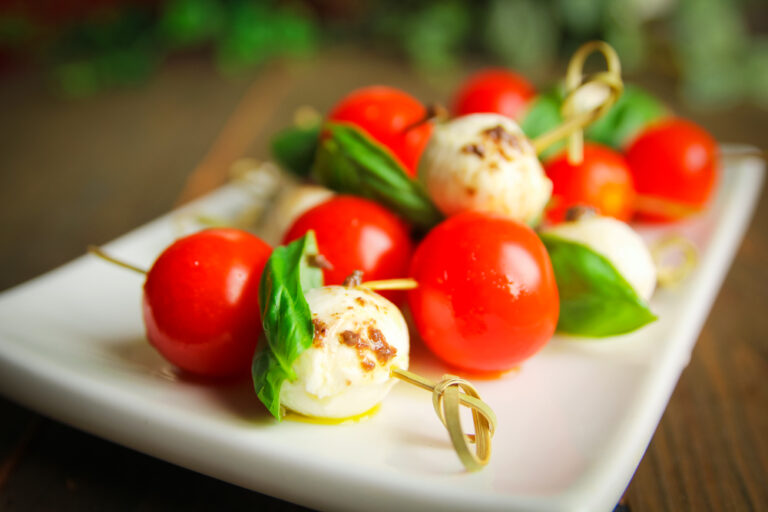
[
  {"left": 279, "top": 285, "right": 409, "bottom": 419},
  {"left": 419, "top": 113, "right": 552, "bottom": 225}
]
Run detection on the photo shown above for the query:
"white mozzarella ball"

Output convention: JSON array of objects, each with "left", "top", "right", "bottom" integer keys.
[
  {"left": 543, "top": 215, "right": 657, "bottom": 301},
  {"left": 280, "top": 286, "right": 410, "bottom": 419},
  {"left": 259, "top": 184, "right": 334, "bottom": 246},
  {"left": 419, "top": 113, "right": 552, "bottom": 225}
]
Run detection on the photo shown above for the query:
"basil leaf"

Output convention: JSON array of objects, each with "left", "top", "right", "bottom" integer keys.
[
  {"left": 252, "top": 231, "right": 323, "bottom": 419},
  {"left": 540, "top": 233, "right": 656, "bottom": 337},
  {"left": 311, "top": 122, "right": 444, "bottom": 232},
  {"left": 520, "top": 89, "right": 565, "bottom": 160},
  {"left": 270, "top": 123, "right": 320, "bottom": 177},
  {"left": 585, "top": 85, "right": 666, "bottom": 149}
]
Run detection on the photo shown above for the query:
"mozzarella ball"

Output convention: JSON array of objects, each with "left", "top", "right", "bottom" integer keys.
[
  {"left": 543, "top": 215, "right": 657, "bottom": 301},
  {"left": 259, "top": 184, "right": 334, "bottom": 246},
  {"left": 280, "top": 286, "right": 410, "bottom": 419},
  {"left": 419, "top": 113, "right": 552, "bottom": 225}
]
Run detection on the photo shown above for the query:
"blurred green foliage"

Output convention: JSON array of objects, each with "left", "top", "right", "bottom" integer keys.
[
  {"left": 159, "top": 0, "right": 225, "bottom": 49},
  {"left": 0, "top": 0, "right": 765, "bottom": 107}
]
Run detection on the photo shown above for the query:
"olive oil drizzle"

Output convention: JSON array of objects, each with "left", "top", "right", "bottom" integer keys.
[{"left": 284, "top": 405, "right": 382, "bottom": 425}]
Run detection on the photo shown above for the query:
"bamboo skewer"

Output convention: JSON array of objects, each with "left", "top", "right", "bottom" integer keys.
[
  {"left": 532, "top": 41, "right": 624, "bottom": 158},
  {"left": 391, "top": 368, "right": 497, "bottom": 472}
]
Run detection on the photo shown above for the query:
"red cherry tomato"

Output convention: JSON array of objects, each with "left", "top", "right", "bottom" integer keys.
[
  {"left": 453, "top": 69, "right": 536, "bottom": 121},
  {"left": 143, "top": 228, "right": 272, "bottom": 378},
  {"left": 544, "top": 143, "right": 636, "bottom": 223},
  {"left": 283, "top": 196, "right": 414, "bottom": 290},
  {"left": 626, "top": 118, "right": 718, "bottom": 222},
  {"left": 408, "top": 212, "right": 559, "bottom": 373},
  {"left": 329, "top": 86, "right": 432, "bottom": 177}
]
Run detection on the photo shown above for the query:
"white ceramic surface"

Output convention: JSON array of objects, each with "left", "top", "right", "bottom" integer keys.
[{"left": 0, "top": 150, "right": 763, "bottom": 512}]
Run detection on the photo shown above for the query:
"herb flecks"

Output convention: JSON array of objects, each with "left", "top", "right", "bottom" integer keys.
[
  {"left": 461, "top": 143, "right": 486, "bottom": 158},
  {"left": 312, "top": 318, "right": 328, "bottom": 347},
  {"left": 338, "top": 325, "right": 397, "bottom": 372},
  {"left": 482, "top": 125, "right": 522, "bottom": 150}
]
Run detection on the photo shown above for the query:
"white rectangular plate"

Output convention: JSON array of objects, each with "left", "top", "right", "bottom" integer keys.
[{"left": 0, "top": 149, "right": 763, "bottom": 512}]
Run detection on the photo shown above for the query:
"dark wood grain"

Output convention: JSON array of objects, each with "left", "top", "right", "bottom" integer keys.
[
  {"left": 0, "top": 48, "right": 766, "bottom": 511},
  {"left": 625, "top": 182, "right": 768, "bottom": 511}
]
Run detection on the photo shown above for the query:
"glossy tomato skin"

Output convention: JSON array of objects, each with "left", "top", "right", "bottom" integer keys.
[
  {"left": 408, "top": 212, "right": 559, "bottom": 372},
  {"left": 545, "top": 143, "right": 636, "bottom": 223},
  {"left": 453, "top": 69, "right": 536, "bottom": 121},
  {"left": 329, "top": 86, "right": 432, "bottom": 177},
  {"left": 143, "top": 228, "right": 272, "bottom": 378},
  {"left": 283, "top": 195, "right": 414, "bottom": 288},
  {"left": 626, "top": 118, "right": 718, "bottom": 222}
]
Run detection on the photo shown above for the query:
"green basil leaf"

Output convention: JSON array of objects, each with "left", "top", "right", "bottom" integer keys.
[
  {"left": 252, "top": 231, "right": 323, "bottom": 419},
  {"left": 520, "top": 89, "right": 565, "bottom": 160},
  {"left": 540, "top": 233, "right": 657, "bottom": 337},
  {"left": 270, "top": 123, "right": 320, "bottom": 177},
  {"left": 585, "top": 85, "right": 667, "bottom": 149},
  {"left": 311, "top": 122, "right": 444, "bottom": 232}
]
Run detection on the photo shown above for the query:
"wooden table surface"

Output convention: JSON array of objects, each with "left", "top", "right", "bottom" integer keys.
[{"left": 0, "top": 49, "right": 766, "bottom": 511}]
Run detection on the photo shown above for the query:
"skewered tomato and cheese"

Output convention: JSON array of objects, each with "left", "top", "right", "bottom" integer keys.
[
  {"left": 418, "top": 113, "right": 552, "bottom": 226},
  {"left": 280, "top": 285, "right": 409, "bottom": 418}
]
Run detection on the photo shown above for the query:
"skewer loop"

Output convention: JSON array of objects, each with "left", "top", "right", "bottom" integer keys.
[
  {"left": 392, "top": 368, "right": 497, "bottom": 471},
  {"left": 652, "top": 234, "right": 699, "bottom": 288},
  {"left": 533, "top": 41, "right": 623, "bottom": 159}
]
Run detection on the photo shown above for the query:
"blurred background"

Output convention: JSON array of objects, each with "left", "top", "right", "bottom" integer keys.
[
  {"left": 0, "top": 1, "right": 766, "bottom": 511},
  {"left": 1, "top": 0, "right": 767, "bottom": 106}
]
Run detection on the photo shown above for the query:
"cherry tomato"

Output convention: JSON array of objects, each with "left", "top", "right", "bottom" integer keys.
[
  {"left": 453, "top": 69, "right": 536, "bottom": 121},
  {"left": 143, "top": 228, "right": 272, "bottom": 378},
  {"left": 626, "top": 118, "right": 718, "bottom": 222},
  {"left": 408, "top": 212, "right": 559, "bottom": 373},
  {"left": 329, "top": 86, "right": 432, "bottom": 177},
  {"left": 283, "top": 195, "right": 414, "bottom": 289},
  {"left": 544, "top": 143, "right": 636, "bottom": 223}
]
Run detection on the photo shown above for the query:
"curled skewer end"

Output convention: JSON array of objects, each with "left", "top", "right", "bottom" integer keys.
[
  {"left": 532, "top": 40, "right": 623, "bottom": 159},
  {"left": 391, "top": 367, "right": 496, "bottom": 472},
  {"left": 652, "top": 235, "right": 698, "bottom": 288}
]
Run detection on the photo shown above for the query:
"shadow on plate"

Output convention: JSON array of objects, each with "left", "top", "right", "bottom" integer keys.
[{"left": 100, "top": 336, "right": 272, "bottom": 424}]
